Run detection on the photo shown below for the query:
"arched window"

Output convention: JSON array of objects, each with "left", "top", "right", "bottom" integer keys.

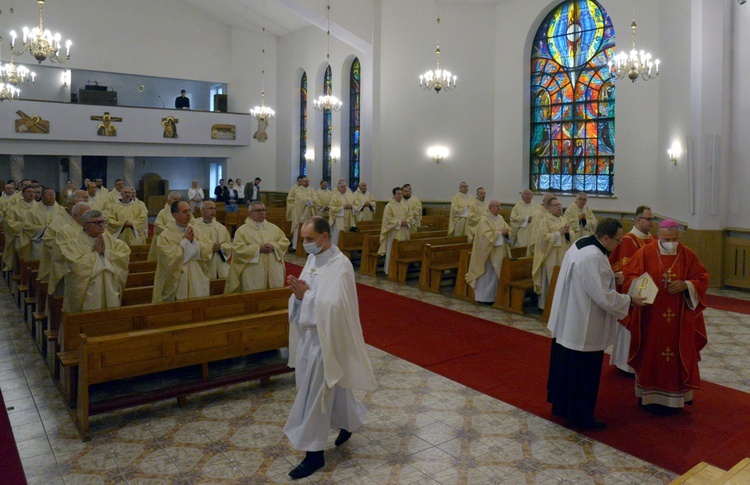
[
  {"left": 530, "top": 0, "right": 616, "bottom": 194},
  {"left": 299, "top": 72, "right": 308, "bottom": 176},
  {"left": 349, "top": 58, "right": 361, "bottom": 189},
  {"left": 322, "top": 66, "right": 333, "bottom": 187}
]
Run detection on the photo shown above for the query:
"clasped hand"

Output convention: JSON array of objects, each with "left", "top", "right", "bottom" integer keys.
[
  {"left": 286, "top": 275, "right": 309, "bottom": 300},
  {"left": 668, "top": 279, "right": 689, "bottom": 294}
]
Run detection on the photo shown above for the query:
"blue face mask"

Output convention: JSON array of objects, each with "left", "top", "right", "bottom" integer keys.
[{"left": 303, "top": 236, "right": 323, "bottom": 255}]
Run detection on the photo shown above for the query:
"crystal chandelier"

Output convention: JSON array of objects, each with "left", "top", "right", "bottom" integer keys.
[
  {"left": 608, "top": 1, "right": 659, "bottom": 82},
  {"left": 313, "top": 3, "right": 342, "bottom": 112},
  {"left": 419, "top": 2, "right": 456, "bottom": 93},
  {"left": 250, "top": 0, "right": 275, "bottom": 121},
  {"left": 10, "top": 0, "right": 72, "bottom": 64},
  {"left": 1, "top": 58, "right": 36, "bottom": 87},
  {"left": 0, "top": 82, "right": 20, "bottom": 101}
]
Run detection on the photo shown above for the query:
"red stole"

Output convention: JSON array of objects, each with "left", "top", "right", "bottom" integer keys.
[{"left": 621, "top": 243, "right": 709, "bottom": 393}]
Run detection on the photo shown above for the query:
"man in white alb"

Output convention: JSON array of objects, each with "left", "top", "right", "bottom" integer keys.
[{"left": 466, "top": 200, "right": 511, "bottom": 304}]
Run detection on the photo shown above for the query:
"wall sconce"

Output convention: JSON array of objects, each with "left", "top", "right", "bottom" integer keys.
[
  {"left": 427, "top": 146, "right": 449, "bottom": 163},
  {"left": 61, "top": 69, "right": 71, "bottom": 87},
  {"left": 305, "top": 149, "right": 315, "bottom": 165},
  {"left": 330, "top": 147, "right": 340, "bottom": 164},
  {"left": 667, "top": 142, "right": 681, "bottom": 165}
]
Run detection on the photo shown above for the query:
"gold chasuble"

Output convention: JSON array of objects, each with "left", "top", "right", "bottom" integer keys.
[
  {"left": 467, "top": 199, "right": 489, "bottom": 243},
  {"left": 377, "top": 200, "right": 413, "bottom": 275},
  {"left": 448, "top": 192, "right": 474, "bottom": 237},
  {"left": 622, "top": 242, "right": 709, "bottom": 407},
  {"left": 353, "top": 189, "right": 376, "bottom": 222},
  {"left": 27, "top": 202, "right": 67, "bottom": 260},
  {"left": 107, "top": 199, "right": 148, "bottom": 246},
  {"left": 152, "top": 223, "right": 212, "bottom": 303},
  {"left": 225, "top": 219, "right": 289, "bottom": 293},
  {"left": 532, "top": 211, "right": 573, "bottom": 297},
  {"left": 59, "top": 231, "right": 130, "bottom": 313},
  {"left": 403, "top": 195, "right": 422, "bottom": 233},
  {"left": 466, "top": 213, "right": 511, "bottom": 289},
  {"left": 3, "top": 199, "right": 36, "bottom": 270},
  {"left": 195, "top": 217, "right": 232, "bottom": 279},
  {"left": 509, "top": 199, "right": 535, "bottom": 248},
  {"left": 526, "top": 203, "right": 548, "bottom": 256},
  {"left": 563, "top": 204, "right": 598, "bottom": 241},
  {"left": 314, "top": 189, "right": 332, "bottom": 220},
  {"left": 39, "top": 211, "right": 74, "bottom": 282},
  {"left": 329, "top": 190, "right": 358, "bottom": 244}
]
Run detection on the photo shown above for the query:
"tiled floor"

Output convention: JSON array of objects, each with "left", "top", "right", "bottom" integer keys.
[{"left": 2, "top": 255, "right": 749, "bottom": 484}]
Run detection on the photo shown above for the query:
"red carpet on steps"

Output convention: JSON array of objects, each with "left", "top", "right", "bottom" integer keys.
[
  {"left": 0, "top": 388, "right": 27, "bottom": 484},
  {"left": 285, "top": 263, "right": 750, "bottom": 474}
]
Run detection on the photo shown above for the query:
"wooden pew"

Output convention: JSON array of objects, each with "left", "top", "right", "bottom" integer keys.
[
  {"left": 23, "top": 268, "right": 40, "bottom": 328},
  {"left": 77, "top": 309, "right": 290, "bottom": 440},
  {"left": 121, "top": 278, "right": 226, "bottom": 307},
  {"left": 57, "top": 285, "right": 286, "bottom": 405},
  {"left": 32, "top": 277, "right": 49, "bottom": 353},
  {"left": 388, "top": 235, "right": 467, "bottom": 283},
  {"left": 454, "top": 249, "right": 474, "bottom": 301},
  {"left": 493, "top": 256, "right": 534, "bottom": 314},
  {"left": 338, "top": 229, "right": 380, "bottom": 261},
  {"left": 418, "top": 242, "right": 474, "bottom": 293},
  {"left": 129, "top": 260, "right": 157, "bottom": 273},
  {"left": 360, "top": 230, "right": 453, "bottom": 278},
  {"left": 420, "top": 215, "right": 449, "bottom": 231},
  {"left": 354, "top": 220, "right": 382, "bottom": 231},
  {"left": 16, "top": 260, "right": 39, "bottom": 310},
  {"left": 541, "top": 265, "right": 560, "bottom": 322}
]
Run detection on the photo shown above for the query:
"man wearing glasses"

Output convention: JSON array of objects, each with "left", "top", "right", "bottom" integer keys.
[
  {"left": 608, "top": 205, "right": 657, "bottom": 372},
  {"left": 225, "top": 201, "right": 290, "bottom": 293},
  {"left": 58, "top": 209, "right": 130, "bottom": 313},
  {"left": 547, "top": 218, "right": 647, "bottom": 429}
]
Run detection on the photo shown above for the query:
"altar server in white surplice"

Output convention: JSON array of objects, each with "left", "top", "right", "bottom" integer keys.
[
  {"left": 195, "top": 201, "right": 231, "bottom": 279},
  {"left": 466, "top": 200, "right": 511, "bottom": 304},
  {"left": 59, "top": 210, "right": 130, "bottom": 313},
  {"left": 152, "top": 201, "right": 212, "bottom": 303},
  {"left": 377, "top": 187, "right": 413, "bottom": 276},
  {"left": 284, "top": 216, "right": 377, "bottom": 480},
  {"left": 353, "top": 181, "right": 376, "bottom": 222},
  {"left": 225, "top": 202, "right": 289, "bottom": 293}
]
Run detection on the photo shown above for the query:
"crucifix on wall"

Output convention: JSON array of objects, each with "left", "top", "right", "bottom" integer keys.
[{"left": 91, "top": 112, "right": 123, "bottom": 137}]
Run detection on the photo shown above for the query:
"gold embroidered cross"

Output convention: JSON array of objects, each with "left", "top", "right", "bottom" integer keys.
[
  {"left": 662, "top": 308, "right": 675, "bottom": 323},
  {"left": 662, "top": 347, "right": 675, "bottom": 362},
  {"left": 637, "top": 278, "right": 648, "bottom": 297},
  {"left": 662, "top": 269, "right": 676, "bottom": 288}
]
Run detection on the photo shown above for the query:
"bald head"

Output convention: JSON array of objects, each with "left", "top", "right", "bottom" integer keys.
[{"left": 488, "top": 199, "right": 502, "bottom": 216}]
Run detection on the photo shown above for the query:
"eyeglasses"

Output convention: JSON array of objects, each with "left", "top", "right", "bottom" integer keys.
[
  {"left": 87, "top": 220, "right": 107, "bottom": 226},
  {"left": 612, "top": 237, "right": 622, "bottom": 244}
]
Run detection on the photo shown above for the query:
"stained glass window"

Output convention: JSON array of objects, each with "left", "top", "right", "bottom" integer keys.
[
  {"left": 299, "top": 72, "right": 308, "bottom": 177},
  {"left": 322, "top": 66, "right": 333, "bottom": 187},
  {"left": 349, "top": 58, "right": 361, "bottom": 189},
  {"left": 530, "top": 0, "right": 616, "bottom": 194}
]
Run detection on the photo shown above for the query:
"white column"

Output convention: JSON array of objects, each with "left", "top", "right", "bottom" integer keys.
[
  {"left": 10, "top": 155, "right": 24, "bottom": 183},
  {"left": 69, "top": 156, "right": 82, "bottom": 189},
  {"left": 123, "top": 157, "right": 135, "bottom": 188}
]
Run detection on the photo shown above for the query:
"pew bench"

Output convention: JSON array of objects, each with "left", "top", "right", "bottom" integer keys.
[
  {"left": 418, "top": 242, "right": 473, "bottom": 293},
  {"left": 388, "top": 235, "right": 466, "bottom": 284},
  {"left": 56, "top": 286, "right": 288, "bottom": 406},
  {"left": 120, "top": 278, "right": 226, "bottom": 307},
  {"left": 76, "top": 309, "right": 291, "bottom": 440},
  {"left": 338, "top": 229, "right": 380, "bottom": 261},
  {"left": 454, "top": 250, "right": 474, "bottom": 301},
  {"left": 493, "top": 256, "right": 534, "bottom": 314}
]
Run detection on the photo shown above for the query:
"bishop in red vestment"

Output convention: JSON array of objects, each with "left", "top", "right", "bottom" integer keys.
[{"left": 621, "top": 219, "right": 709, "bottom": 410}]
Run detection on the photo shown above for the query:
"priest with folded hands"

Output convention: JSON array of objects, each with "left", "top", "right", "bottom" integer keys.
[{"left": 466, "top": 200, "right": 511, "bottom": 304}]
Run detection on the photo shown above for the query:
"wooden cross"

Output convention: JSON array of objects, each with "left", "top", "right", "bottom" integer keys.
[
  {"left": 662, "top": 308, "right": 676, "bottom": 323},
  {"left": 662, "top": 269, "right": 676, "bottom": 288},
  {"left": 661, "top": 347, "right": 675, "bottom": 362},
  {"left": 91, "top": 112, "right": 122, "bottom": 137}
]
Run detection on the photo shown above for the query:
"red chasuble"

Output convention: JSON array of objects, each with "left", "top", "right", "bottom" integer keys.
[{"left": 621, "top": 243, "right": 709, "bottom": 406}]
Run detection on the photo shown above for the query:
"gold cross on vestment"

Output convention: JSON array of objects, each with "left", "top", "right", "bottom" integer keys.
[
  {"left": 662, "top": 308, "right": 676, "bottom": 323},
  {"left": 662, "top": 269, "right": 677, "bottom": 288},
  {"left": 661, "top": 347, "right": 675, "bottom": 362}
]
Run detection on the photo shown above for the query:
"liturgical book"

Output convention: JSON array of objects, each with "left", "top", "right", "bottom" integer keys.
[{"left": 628, "top": 272, "right": 658, "bottom": 305}]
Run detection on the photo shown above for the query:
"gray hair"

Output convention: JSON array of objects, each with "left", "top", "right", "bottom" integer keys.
[
  {"left": 81, "top": 209, "right": 103, "bottom": 224},
  {"left": 249, "top": 201, "right": 265, "bottom": 210},
  {"left": 71, "top": 202, "right": 91, "bottom": 218},
  {"left": 67, "top": 193, "right": 84, "bottom": 205}
]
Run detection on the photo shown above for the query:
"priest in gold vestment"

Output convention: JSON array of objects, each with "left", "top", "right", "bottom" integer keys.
[
  {"left": 3, "top": 186, "right": 36, "bottom": 271},
  {"left": 27, "top": 188, "right": 67, "bottom": 260},
  {"left": 402, "top": 184, "right": 422, "bottom": 232},
  {"left": 353, "top": 182, "right": 376, "bottom": 222},
  {"left": 153, "top": 201, "right": 212, "bottom": 303},
  {"left": 563, "top": 192, "right": 598, "bottom": 241},
  {"left": 377, "top": 187, "right": 413, "bottom": 276},
  {"left": 329, "top": 180, "right": 358, "bottom": 245},
  {"left": 467, "top": 187, "right": 489, "bottom": 243},
  {"left": 107, "top": 187, "right": 148, "bottom": 246},
  {"left": 509, "top": 189, "right": 536, "bottom": 248},
  {"left": 466, "top": 200, "right": 511, "bottom": 304},
  {"left": 532, "top": 197, "right": 573, "bottom": 310},
  {"left": 448, "top": 181, "right": 474, "bottom": 237},
  {"left": 225, "top": 202, "right": 290, "bottom": 293},
  {"left": 195, "top": 201, "right": 232, "bottom": 279}
]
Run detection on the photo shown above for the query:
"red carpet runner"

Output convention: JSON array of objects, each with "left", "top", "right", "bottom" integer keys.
[
  {"left": 703, "top": 293, "right": 750, "bottom": 315},
  {"left": 286, "top": 263, "right": 750, "bottom": 474},
  {"left": 0, "top": 388, "right": 27, "bottom": 484}
]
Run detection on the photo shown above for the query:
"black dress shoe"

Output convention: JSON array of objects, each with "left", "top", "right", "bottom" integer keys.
[
  {"left": 575, "top": 419, "right": 606, "bottom": 429},
  {"left": 335, "top": 429, "right": 352, "bottom": 446},
  {"left": 289, "top": 451, "right": 324, "bottom": 480}
]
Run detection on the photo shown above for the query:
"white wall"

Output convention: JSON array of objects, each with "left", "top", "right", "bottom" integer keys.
[{"left": 728, "top": 1, "right": 750, "bottom": 228}]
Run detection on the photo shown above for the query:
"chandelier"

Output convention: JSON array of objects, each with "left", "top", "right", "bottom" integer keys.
[
  {"left": 10, "top": 0, "right": 72, "bottom": 64},
  {"left": 313, "top": 3, "right": 342, "bottom": 112},
  {"left": 0, "top": 82, "right": 21, "bottom": 102},
  {"left": 1, "top": 58, "right": 36, "bottom": 87},
  {"left": 608, "top": 2, "right": 659, "bottom": 82},
  {"left": 419, "top": 2, "right": 456, "bottom": 93},
  {"left": 250, "top": 0, "right": 275, "bottom": 121}
]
